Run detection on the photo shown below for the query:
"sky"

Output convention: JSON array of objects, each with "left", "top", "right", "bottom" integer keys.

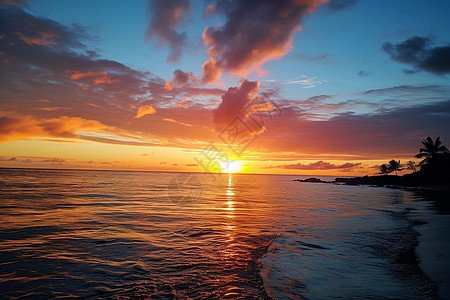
[{"left": 1, "top": 0, "right": 450, "bottom": 176}]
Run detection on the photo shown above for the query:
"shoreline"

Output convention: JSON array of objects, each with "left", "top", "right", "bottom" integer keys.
[
  {"left": 388, "top": 207, "right": 440, "bottom": 299},
  {"left": 409, "top": 198, "right": 450, "bottom": 299},
  {"left": 285, "top": 180, "right": 448, "bottom": 298}
]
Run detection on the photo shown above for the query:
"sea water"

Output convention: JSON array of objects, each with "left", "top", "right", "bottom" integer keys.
[{"left": 0, "top": 169, "right": 440, "bottom": 299}]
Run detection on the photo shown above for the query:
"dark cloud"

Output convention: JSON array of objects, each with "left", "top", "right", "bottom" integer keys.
[
  {"left": 358, "top": 70, "right": 369, "bottom": 76},
  {"left": 383, "top": 36, "right": 450, "bottom": 75},
  {"left": 268, "top": 161, "right": 361, "bottom": 170},
  {"left": 203, "top": 0, "right": 328, "bottom": 76},
  {"left": 146, "top": 0, "right": 192, "bottom": 62}
]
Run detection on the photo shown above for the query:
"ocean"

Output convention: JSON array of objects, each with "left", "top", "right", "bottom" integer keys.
[{"left": 0, "top": 168, "right": 444, "bottom": 299}]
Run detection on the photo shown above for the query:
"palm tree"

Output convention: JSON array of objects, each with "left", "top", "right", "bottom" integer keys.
[
  {"left": 406, "top": 161, "right": 417, "bottom": 173},
  {"left": 379, "top": 164, "right": 391, "bottom": 175},
  {"left": 415, "top": 136, "right": 449, "bottom": 165},
  {"left": 388, "top": 159, "right": 403, "bottom": 176}
]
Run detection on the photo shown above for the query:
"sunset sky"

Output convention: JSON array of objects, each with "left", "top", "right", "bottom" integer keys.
[{"left": 1, "top": 0, "right": 450, "bottom": 175}]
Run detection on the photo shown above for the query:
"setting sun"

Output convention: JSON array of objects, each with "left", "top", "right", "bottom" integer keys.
[{"left": 219, "top": 160, "right": 242, "bottom": 173}]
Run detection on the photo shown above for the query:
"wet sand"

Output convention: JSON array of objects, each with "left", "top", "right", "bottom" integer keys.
[{"left": 412, "top": 203, "right": 450, "bottom": 299}]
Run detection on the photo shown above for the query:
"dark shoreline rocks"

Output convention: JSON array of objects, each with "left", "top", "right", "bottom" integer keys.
[
  {"left": 295, "top": 173, "right": 449, "bottom": 189},
  {"left": 293, "top": 177, "right": 330, "bottom": 183}
]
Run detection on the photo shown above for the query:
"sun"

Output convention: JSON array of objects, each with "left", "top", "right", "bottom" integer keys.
[{"left": 219, "top": 160, "right": 242, "bottom": 173}]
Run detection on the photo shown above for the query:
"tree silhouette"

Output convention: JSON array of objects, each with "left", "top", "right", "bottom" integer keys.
[
  {"left": 406, "top": 161, "right": 417, "bottom": 173},
  {"left": 415, "top": 136, "right": 449, "bottom": 165},
  {"left": 388, "top": 159, "right": 403, "bottom": 176},
  {"left": 379, "top": 164, "right": 392, "bottom": 175}
]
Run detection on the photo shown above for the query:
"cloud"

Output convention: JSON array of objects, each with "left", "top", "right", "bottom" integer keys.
[
  {"left": 383, "top": 36, "right": 450, "bottom": 75},
  {"left": 42, "top": 157, "right": 66, "bottom": 163},
  {"left": 0, "top": 5, "right": 221, "bottom": 150},
  {"left": 358, "top": 70, "right": 369, "bottom": 76},
  {"left": 0, "top": 0, "right": 27, "bottom": 7},
  {"left": 255, "top": 99, "right": 450, "bottom": 158},
  {"left": 201, "top": 58, "right": 222, "bottom": 85},
  {"left": 0, "top": 5, "right": 87, "bottom": 49},
  {"left": 146, "top": 0, "right": 192, "bottom": 62},
  {"left": 202, "top": 0, "right": 329, "bottom": 77},
  {"left": 213, "top": 80, "right": 260, "bottom": 127},
  {"left": 0, "top": 115, "right": 109, "bottom": 142},
  {"left": 163, "top": 68, "right": 227, "bottom": 97},
  {"left": 164, "top": 69, "right": 197, "bottom": 90},
  {"left": 69, "top": 71, "right": 120, "bottom": 85},
  {"left": 285, "top": 75, "right": 326, "bottom": 88},
  {"left": 268, "top": 161, "right": 361, "bottom": 170},
  {"left": 293, "top": 53, "right": 330, "bottom": 61},
  {"left": 135, "top": 104, "right": 156, "bottom": 118},
  {"left": 163, "top": 118, "right": 192, "bottom": 127}
]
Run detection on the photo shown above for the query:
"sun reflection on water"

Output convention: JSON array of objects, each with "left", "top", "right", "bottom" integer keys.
[
  {"left": 225, "top": 174, "right": 235, "bottom": 216},
  {"left": 224, "top": 174, "right": 236, "bottom": 246}
]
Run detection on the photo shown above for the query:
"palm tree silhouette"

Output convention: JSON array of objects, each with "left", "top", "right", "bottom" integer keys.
[
  {"left": 406, "top": 161, "right": 417, "bottom": 173},
  {"left": 415, "top": 137, "right": 449, "bottom": 165},
  {"left": 388, "top": 159, "right": 403, "bottom": 176},
  {"left": 379, "top": 164, "right": 391, "bottom": 175}
]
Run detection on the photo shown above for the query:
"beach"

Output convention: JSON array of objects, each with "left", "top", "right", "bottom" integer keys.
[{"left": 410, "top": 191, "right": 450, "bottom": 299}]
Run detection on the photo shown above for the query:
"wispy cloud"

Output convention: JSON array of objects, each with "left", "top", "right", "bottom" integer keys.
[{"left": 285, "top": 75, "right": 327, "bottom": 88}]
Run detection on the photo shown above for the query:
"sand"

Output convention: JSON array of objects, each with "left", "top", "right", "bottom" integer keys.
[{"left": 411, "top": 200, "right": 450, "bottom": 299}]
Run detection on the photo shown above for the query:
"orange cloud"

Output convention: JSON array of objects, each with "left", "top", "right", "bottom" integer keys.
[
  {"left": 201, "top": 58, "right": 223, "bottom": 84},
  {"left": 135, "top": 105, "right": 156, "bottom": 118},
  {"left": 0, "top": 115, "right": 110, "bottom": 142},
  {"left": 69, "top": 71, "right": 120, "bottom": 85}
]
